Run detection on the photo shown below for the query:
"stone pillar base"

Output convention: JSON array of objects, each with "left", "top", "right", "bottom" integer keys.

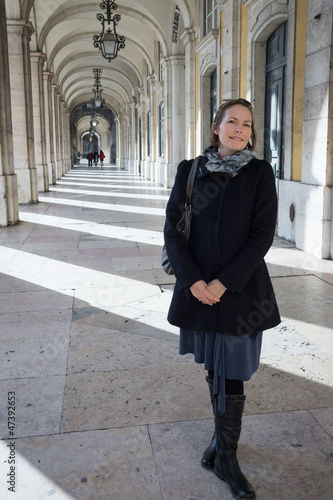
[
  {"left": 0, "top": 174, "right": 19, "bottom": 225},
  {"left": 278, "top": 180, "right": 331, "bottom": 259},
  {"left": 17, "top": 168, "right": 38, "bottom": 204}
]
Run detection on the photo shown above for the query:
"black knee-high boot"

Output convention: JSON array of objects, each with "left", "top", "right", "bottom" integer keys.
[
  {"left": 214, "top": 395, "right": 255, "bottom": 500},
  {"left": 201, "top": 376, "right": 217, "bottom": 469}
]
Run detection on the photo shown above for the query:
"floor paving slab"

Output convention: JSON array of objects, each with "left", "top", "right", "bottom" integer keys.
[
  {"left": 148, "top": 410, "right": 333, "bottom": 500},
  {"left": 0, "top": 426, "right": 162, "bottom": 500},
  {"left": 60, "top": 364, "right": 209, "bottom": 433},
  {"left": 0, "top": 375, "right": 66, "bottom": 439},
  {"left": 0, "top": 165, "right": 332, "bottom": 499},
  {"left": 66, "top": 326, "right": 190, "bottom": 375},
  {"left": 0, "top": 336, "right": 69, "bottom": 379}
]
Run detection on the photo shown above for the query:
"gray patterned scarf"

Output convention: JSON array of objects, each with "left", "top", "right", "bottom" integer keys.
[{"left": 203, "top": 147, "right": 256, "bottom": 177}]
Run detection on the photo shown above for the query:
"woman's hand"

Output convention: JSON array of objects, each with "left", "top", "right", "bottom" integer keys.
[
  {"left": 207, "top": 279, "right": 227, "bottom": 299},
  {"left": 190, "top": 280, "right": 221, "bottom": 306}
]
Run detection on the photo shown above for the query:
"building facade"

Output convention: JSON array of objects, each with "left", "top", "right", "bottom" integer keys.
[{"left": 0, "top": 0, "right": 332, "bottom": 259}]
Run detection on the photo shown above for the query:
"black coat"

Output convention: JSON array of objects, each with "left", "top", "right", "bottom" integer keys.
[{"left": 164, "top": 155, "right": 281, "bottom": 335}]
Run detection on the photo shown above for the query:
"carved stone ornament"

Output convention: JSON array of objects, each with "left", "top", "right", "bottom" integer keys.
[{"left": 200, "top": 53, "right": 215, "bottom": 73}]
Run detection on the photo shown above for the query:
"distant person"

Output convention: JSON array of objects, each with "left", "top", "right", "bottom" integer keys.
[
  {"left": 87, "top": 150, "right": 93, "bottom": 167},
  {"left": 99, "top": 150, "right": 105, "bottom": 166},
  {"left": 93, "top": 150, "right": 99, "bottom": 166},
  {"left": 76, "top": 151, "right": 81, "bottom": 165}
]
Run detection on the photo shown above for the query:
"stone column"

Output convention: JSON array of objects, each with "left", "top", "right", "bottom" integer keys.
[
  {"left": 43, "top": 71, "right": 56, "bottom": 184},
  {"left": 300, "top": 1, "right": 333, "bottom": 258},
  {"left": 128, "top": 98, "right": 137, "bottom": 173},
  {"left": 164, "top": 55, "right": 186, "bottom": 176},
  {"left": 7, "top": 19, "right": 38, "bottom": 203},
  {"left": 146, "top": 74, "right": 157, "bottom": 181},
  {"left": 220, "top": 1, "right": 240, "bottom": 98},
  {"left": 59, "top": 97, "right": 65, "bottom": 176},
  {"left": 180, "top": 28, "right": 196, "bottom": 160},
  {"left": 31, "top": 51, "right": 49, "bottom": 192},
  {"left": 0, "top": 0, "right": 18, "bottom": 225},
  {"left": 51, "top": 84, "right": 61, "bottom": 179},
  {"left": 121, "top": 112, "right": 129, "bottom": 170},
  {"left": 114, "top": 117, "right": 120, "bottom": 167},
  {"left": 65, "top": 106, "right": 70, "bottom": 172}
]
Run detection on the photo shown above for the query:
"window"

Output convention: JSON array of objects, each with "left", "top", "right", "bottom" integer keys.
[
  {"left": 159, "top": 101, "right": 165, "bottom": 157},
  {"left": 205, "top": 0, "right": 218, "bottom": 36},
  {"left": 147, "top": 110, "right": 151, "bottom": 157}
]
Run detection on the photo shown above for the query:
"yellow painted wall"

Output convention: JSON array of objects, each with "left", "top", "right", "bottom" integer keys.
[
  {"left": 220, "top": 11, "right": 223, "bottom": 99},
  {"left": 239, "top": 4, "right": 248, "bottom": 98},
  {"left": 292, "top": 0, "right": 307, "bottom": 181}
]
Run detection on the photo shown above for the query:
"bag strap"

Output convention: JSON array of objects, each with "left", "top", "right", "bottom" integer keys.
[{"left": 185, "top": 156, "right": 201, "bottom": 206}]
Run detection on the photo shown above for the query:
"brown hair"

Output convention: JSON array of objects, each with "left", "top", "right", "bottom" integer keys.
[{"left": 210, "top": 98, "right": 257, "bottom": 151}]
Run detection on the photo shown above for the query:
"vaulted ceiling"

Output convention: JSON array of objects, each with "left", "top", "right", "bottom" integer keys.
[{"left": 8, "top": 0, "right": 195, "bottom": 117}]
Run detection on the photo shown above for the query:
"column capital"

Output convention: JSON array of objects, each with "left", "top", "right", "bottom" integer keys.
[
  {"left": 31, "top": 51, "right": 47, "bottom": 62},
  {"left": 43, "top": 71, "right": 54, "bottom": 81},
  {"left": 163, "top": 55, "right": 185, "bottom": 67},
  {"left": 180, "top": 27, "right": 196, "bottom": 45},
  {"left": 147, "top": 74, "right": 156, "bottom": 86},
  {"left": 6, "top": 19, "right": 35, "bottom": 38}
]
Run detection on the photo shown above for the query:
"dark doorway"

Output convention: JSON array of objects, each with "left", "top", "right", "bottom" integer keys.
[{"left": 264, "top": 21, "right": 288, "bottom": 194}]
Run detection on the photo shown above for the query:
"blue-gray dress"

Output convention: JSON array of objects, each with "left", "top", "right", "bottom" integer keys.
[{"left": 179, "top": 328, "right": 262, "bottom": 413}]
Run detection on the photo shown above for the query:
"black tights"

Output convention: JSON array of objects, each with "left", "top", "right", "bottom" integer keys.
[{"left": 207, "top": 369, "right": 244, "bottom": 396}]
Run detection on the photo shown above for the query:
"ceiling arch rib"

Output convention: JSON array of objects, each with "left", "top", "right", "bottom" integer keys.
[
  {"left": 47, "top": 34, "right": 153, "bottom": 89},
  {"left": 67, "top": 86, "right": 127, "bottom": 111},
  {"left": 61, "top": 67, "right": 136, "bottom": 99},
  {"left": 48, "top": 32, "right": 154, "bottom": 79},
  {"left": 67, "top": 80, "right": 129, "bottom": 110},
  {"left": 65, "top": 75, "right": 132, "bottom": 108},
  {"left": 37, "top": 4, "right": 168, "bottom": 58},
  {"left": 23, "top": 0, "right": 195, "bottom": 33},
  {"left": 71, "top": 94, "right": 121, "bottom": 116},
  {"left": 57, "top": 52, "right": 144, "bottom": 102}
]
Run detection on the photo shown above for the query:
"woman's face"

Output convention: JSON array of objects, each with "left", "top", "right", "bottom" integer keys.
[{"left": 214, "top": 104, "right": 253, "bottom": 157}]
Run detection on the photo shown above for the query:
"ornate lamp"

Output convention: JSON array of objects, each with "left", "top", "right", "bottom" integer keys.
[
  {"left": 91, "top": 68, "right": 105, "bottom": 108},
  {"left": 93, "top": 1, "right": 125, "bottom": 62}
]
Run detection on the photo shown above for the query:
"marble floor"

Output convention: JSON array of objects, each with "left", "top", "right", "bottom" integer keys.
[{"left": 0, "top": 163, "right": 332, "bottom": 499}]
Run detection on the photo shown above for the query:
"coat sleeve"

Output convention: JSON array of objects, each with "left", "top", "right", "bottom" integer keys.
[
  {"left": 164, "top": 160, "right": 204, "bottom": 290},
  {"left": 217, "top": 161, "right": 277, "bottom": 292}
]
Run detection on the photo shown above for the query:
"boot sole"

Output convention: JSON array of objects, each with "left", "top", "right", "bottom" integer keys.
[{"left": 213, "top": 469, "right": 256, "bottom": 500}]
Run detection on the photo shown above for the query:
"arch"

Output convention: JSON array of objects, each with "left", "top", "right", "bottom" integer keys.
[
  {"left": 252, "top": 10, "right": 289, "bottom": 43},
  {"left": 177, "top": 0, "right": 195, "bottom": 27},
  {"left": 251, "top": 12, "right": 289, "bottom": 158},
  {"left": 47, "top": 33, "right": 154, "bottom": 78},
  {"left": 56, "top": 51, "right": 143, "bottom": 96},
  {"left": 38, "top": 4, "right": 168, "bottom": 56},
  {"left": 21, "top": 0, "right": 34, "bottom": 20},
  {"left": 62, "top": 67, "right": 136, "bottom": 99}
]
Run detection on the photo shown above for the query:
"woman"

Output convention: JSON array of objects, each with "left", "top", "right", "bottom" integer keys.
[
  {"left": 99, "top": 150, "right": 105, "bottom": 166},
  {"left": 164, "top": 98, "right": 281, "bottom": 500}
]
